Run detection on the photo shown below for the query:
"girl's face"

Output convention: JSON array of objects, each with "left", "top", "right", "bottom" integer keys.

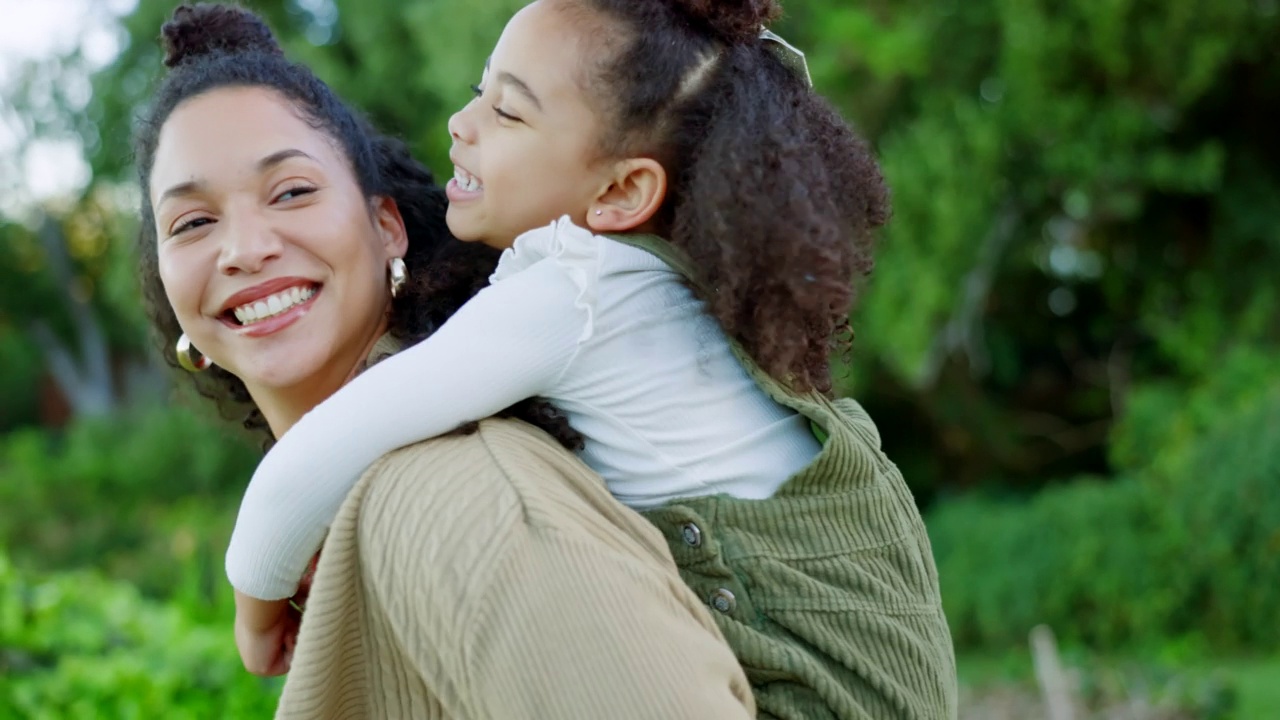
[
  {"left": 446, "top": 0, "right": 615, "bottom": 249},
  {"left": 149, "top": 87, "right": 406, "bottom": 419}
]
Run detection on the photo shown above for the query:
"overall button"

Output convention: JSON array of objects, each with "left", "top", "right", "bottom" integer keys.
[
  {"left": 680, "top": 522, "right": 703, "bottom": 548},
  {"left": 709, "top": 588, "right": 736, "bottom": 614}
]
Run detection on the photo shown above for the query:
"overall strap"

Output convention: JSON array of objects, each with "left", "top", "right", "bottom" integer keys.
[
  {"left": 604, "top": 233, "right": 705, "bottom": 291},
  {"left": 601, "top": 233, "right": 890, "bottom": 489}
]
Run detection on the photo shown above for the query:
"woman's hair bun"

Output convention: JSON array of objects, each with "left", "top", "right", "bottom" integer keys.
[
  {"left": 161, "top": 3, "right": 283, "bottom": 68},
  {"left": 671, "top": 0, "right": 783, "bottom": 45}
]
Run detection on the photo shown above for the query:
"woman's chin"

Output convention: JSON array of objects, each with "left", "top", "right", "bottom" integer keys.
[
  {"left": 239, "top": 363, "right": 320, "bottom": 395},
  {"left": 226, "top": 339, "right": 331, "bottom": 394}
]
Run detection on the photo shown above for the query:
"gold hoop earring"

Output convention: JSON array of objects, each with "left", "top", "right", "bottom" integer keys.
[
  {"left": 176, "top": 333, "right": 212, "bottom": 372},
  {"left": 389, "top": 257, "right": 408, "bottom": 299}
]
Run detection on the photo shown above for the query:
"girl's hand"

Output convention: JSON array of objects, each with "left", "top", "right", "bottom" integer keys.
[
  {"left": 234, "top": 593, "right": 298, "bottom": 676},
  {"left": 232, "top": 553, "right": 320, "bottom": 676}
]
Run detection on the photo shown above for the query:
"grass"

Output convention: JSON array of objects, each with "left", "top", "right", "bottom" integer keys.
[
  {"left": 1198, "top": 657, "right": 1280, "bottom": 720},
  {"left": 957, "top": 650, "right": 1280, "bottom": 719}
]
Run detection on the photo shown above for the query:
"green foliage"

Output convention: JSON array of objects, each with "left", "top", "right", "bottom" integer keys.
[
  {"left": 0, "top": 551, "right": 279, "bottom": 718},
  {"left": 0, "top": 403, "right": 268, "bottom": 715},
  {"left": 0, "top": 403, "right": 258, "bottom": 599},
  {"left": 958, "top": 653, "right": 1240, "bottom": 720},
  {"left": 781, "top": 0, "right": 1280, "bottom": 494},
  {"left": 0, "top": 326, "right": 43, "bottom": 432},
  {"left": 931, "top": 379, "right": 1280, "bottom": 652}
]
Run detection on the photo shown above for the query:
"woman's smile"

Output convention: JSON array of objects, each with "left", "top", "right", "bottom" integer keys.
[{"left": 218, "top": 277, "right": 322, "bottom": 337}]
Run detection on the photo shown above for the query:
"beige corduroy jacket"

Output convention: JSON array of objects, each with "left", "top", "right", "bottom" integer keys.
[{"left": 274, "top": 417, "right": 755, "bottom": 719}]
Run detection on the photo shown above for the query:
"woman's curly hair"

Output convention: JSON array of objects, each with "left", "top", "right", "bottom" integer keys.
[
  {"left": 133, "top": 3, "right": 581, "bottom": 451},
  {"left": 575, "top": 0, "right": 890, "bottom": 395}
]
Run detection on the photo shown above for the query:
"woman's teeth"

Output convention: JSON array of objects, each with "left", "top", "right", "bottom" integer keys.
[
  {"left": 233, "top": 286, "right": 316, "bottom": 325},
  {"left": 454, "top": 166, "right": 483, "bottom": 192}
]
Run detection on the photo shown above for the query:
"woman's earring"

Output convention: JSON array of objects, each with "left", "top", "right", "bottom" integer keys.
[
  {"left": 595, "top": 210, "right": 603, "bottom": 216},
  {"left": 389, "top": 257, "right": 408, "bottom": 299},
  {"left": 176, "top": 333, "right": 212, "bottom": 372}
]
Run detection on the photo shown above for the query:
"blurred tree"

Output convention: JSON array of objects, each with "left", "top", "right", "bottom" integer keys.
[
  {"left": 778, "top": 0, "right": 1280, "bottom": 499},
  {"left": 0, "top": 6, "right": 161, "bottom": 427},
  {"left": 0, "top": 207, "right": 157, "bottom": 423}
]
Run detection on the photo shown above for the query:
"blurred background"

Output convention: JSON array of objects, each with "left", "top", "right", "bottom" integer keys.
[{"left": 1, "top": 0, "right": 1277, "bottom": 717}]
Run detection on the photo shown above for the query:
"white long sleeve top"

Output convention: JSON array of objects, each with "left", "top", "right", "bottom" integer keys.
[{"left": 226, "top": 217, "right": 821, "bottom": 600}]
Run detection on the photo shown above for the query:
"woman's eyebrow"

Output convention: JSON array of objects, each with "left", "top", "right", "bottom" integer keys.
[
  {"left": 257, "top": 148, "right": 320, "bottom": 172},
  {"left": 156, "top": 149, "right": 319, "bottom": 207},
  {"left": 157, "top": 179, "right": 205, "bottom": 206}
]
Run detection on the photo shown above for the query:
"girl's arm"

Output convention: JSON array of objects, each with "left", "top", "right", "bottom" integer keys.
[{"left": 226, "top": 258, "right": 588, "bottom": 600}]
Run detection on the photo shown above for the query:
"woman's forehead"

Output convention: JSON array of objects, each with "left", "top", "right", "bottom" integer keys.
[{"left": 151, "top": 87, "right": 340, "bottom": 194}]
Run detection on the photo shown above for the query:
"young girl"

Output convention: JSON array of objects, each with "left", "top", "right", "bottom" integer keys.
[{"left": 229, "top": 0, "right": 957, "bottom": 716}]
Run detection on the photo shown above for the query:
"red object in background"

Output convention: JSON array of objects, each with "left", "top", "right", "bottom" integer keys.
[{"left": 38, "top": 373, "right": 72, "bottom": 428}]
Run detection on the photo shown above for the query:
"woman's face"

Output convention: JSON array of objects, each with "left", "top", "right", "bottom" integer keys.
[{"left": 149, "top": 86, "right": 407, "bottom": 405}]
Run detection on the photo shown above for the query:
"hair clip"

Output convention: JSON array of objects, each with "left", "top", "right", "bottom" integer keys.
[{"left": 760, "top": 28, "right": 813, "bottom": 88}]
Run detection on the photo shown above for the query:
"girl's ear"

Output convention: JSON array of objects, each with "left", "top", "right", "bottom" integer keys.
[
  {"left": 586, "top": 158, "right": 667, "bottom": 233},
  {"left": 371, "top": 195, "right": 409, "bottom": 257}
]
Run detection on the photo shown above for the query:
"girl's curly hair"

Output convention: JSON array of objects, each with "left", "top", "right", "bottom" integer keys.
[
  {"left": 134, "top": 3, "right": 581, "bottom": 451},
  {"left": 575, "top": 0, "right": 890, "bottom": 394}
]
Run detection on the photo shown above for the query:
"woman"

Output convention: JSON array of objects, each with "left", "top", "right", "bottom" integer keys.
[{"left": 134, "top": 5, "right": 754, "bottom": 718}]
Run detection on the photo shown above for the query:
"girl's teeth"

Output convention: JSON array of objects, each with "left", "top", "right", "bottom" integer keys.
[{"left": 454, "top": 166, "right": 482, "bottom": 192}]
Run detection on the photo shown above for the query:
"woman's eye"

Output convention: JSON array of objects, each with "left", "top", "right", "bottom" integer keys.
[
  {"left": 275, "top": 186, "right": 316, "bottom": 203},
  {"left": 470, "top": 84, "right": 484, "bottom": 98},
  {"left": 171, "top": 217, "right": 213, "bottom": 236}
]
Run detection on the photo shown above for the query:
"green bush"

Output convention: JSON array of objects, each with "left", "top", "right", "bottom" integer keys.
[
  {"left": 0, "top": 326, "right": 42, "bottom": 432},
  {"left": 931, "top": 382, "right": 1280, "bottom": 652},
  {"left": 0, "top": 550, "right": 279, "bottom": 718},
  {"left": 0, "top": 405, "right": 281, "bottom": 716},
  {"left": 0, "top": 403, "right": 258, "bottom": 600}
]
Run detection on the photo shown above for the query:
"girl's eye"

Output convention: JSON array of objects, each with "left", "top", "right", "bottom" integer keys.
[
  {"left": 274, "top": 185, "right": 316, "bottom": 203},
  {"left": 171, "top": 216, "right": 214, "bottom": 237},
  {"left": 470, "top": 84, "right": 484, "bottom": 98},
  {"left": 493, "top": 106, "right": 522, "bottom": 123}
]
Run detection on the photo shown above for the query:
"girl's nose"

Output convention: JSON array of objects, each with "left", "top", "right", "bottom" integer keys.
[{"left": 448, "top": 104, "right": 476, "bottom": 145}]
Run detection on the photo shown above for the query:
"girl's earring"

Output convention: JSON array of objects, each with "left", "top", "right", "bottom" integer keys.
[
  {"left": 389, "top": 257, "right": 409, "bottom": 299},
  {"left": 176, "top": 333, "right": 212, "bottom": 372},
  {"left": 595, "top": 210, "right": 603, "bottom": 216}
]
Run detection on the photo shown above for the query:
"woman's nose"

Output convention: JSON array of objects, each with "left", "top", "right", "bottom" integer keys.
[{"left": 216, "top": 211, "right": 284, "bottom": 276}]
